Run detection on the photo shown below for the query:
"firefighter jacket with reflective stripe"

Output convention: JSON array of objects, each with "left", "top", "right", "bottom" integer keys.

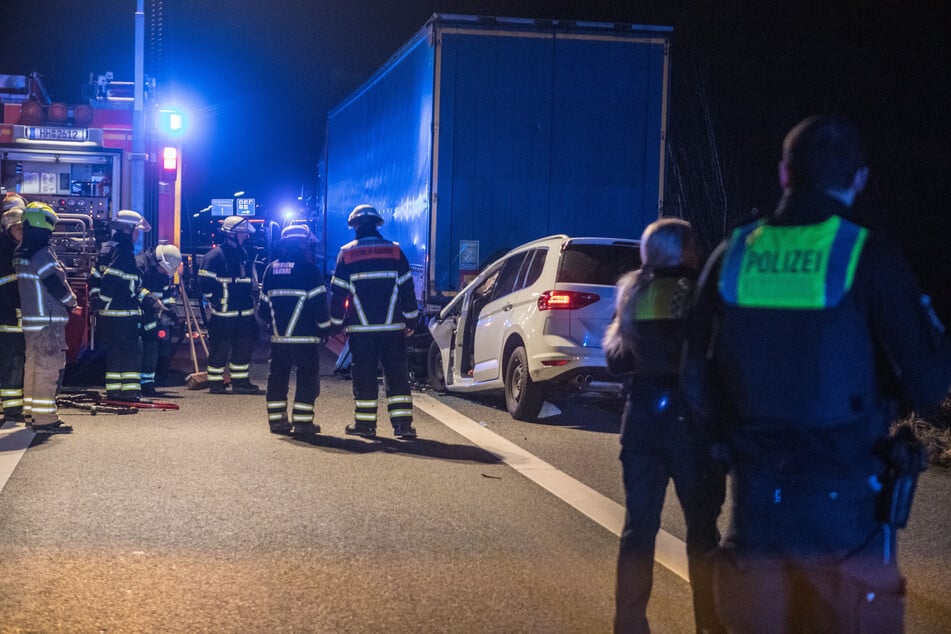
[
  {"left": 96, "top": 233, "right": 143, "bottom": 319},
  {"left": 329, "top": 233, "right": 418, "bottom": 333},
  {"left": 136, "top": 249, "right": 175, "bottom": 331},
  {"left": 14, "top": 241, "right": 76, "bottom": 332},
  {"left": 199, "top": 242, "right": 255, "bottom": 317},
  {"left": 258, "top": 256, "right": 330, "bottom": 343},
  {"left": 0, "top": 232, "right": 21, "bottom": 332}
]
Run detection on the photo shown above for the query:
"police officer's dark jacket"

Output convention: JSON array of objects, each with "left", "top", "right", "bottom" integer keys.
[
  {"left": 0, "top": 231, "right": 21, "bottom": 332},
  {"left": 199, "top": 241, "right": 255, "bottom": 317},
  {"left": 607, "top": 267, "right": 697, "bottom": 447},
  {"left": 684, "top": 188, "right": 951, "bottom": 553},
  {"left": 136, "top": 248, "right": 175, "bottom": 332},
  {"left": 329, "top": 229, "right": 418, "bottom": 333},
  {"left": 95, "top": 232, "right": 144, "bottom": 319},
  {"left": 258, "top": 251, "right": 330, "bottom": 343}
]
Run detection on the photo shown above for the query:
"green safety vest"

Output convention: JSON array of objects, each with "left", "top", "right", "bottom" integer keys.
[
  {"left": 719, "top": 215, "right": 868, "bottom": 309},
  {"left": 634, "top": 276, "right": 692, "bottom": 321}
]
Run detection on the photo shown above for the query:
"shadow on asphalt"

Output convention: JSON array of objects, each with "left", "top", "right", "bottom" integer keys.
[
  {"left": 277, "top": 432, "right": 503, "bottom": 464},
  {"left": 448, "top": 392, "right": 623, "bottom": 435}
]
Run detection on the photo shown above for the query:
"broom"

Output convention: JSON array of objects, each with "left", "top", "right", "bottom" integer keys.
[{"left": 179, "top": 282, "right": 209, "bottom": 389}]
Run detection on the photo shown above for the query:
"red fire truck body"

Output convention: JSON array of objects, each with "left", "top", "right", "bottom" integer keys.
[{"left": 0, "top": 73, "right": 179, "bottom": 362}]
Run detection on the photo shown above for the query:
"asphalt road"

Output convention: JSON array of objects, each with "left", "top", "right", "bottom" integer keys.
[{"left": 0, "top": 345, "right": 948, "bottom": 632}]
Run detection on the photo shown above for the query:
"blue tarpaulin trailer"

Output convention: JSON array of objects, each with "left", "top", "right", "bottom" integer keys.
[{"left": 320, "top": 14, "right": 671, "bottom": 312}]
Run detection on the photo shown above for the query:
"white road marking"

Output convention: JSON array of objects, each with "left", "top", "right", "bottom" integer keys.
[
  {"left": 0, "top": 422, "right": 34, "bottom": 494},
  {"left": 414, "top": 393, "right": 690, "bottom": 582}
]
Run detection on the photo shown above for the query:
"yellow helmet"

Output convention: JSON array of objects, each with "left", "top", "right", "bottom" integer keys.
[{"left": 23, "top": 202, "right": 58, "bottom": 231}]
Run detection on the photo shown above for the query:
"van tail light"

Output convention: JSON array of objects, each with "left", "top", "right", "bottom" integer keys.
[{"left": 537, "top": 290, "right": 600, "bottom": 311}]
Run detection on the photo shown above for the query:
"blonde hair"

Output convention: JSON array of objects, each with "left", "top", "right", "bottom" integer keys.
[{"left": 602, "top": 218, "right": 698, "bottom": 359}]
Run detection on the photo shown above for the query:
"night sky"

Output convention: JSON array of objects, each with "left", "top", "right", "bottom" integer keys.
[{"left": 2, "top": 0, "right": 948, "bottom": 315}]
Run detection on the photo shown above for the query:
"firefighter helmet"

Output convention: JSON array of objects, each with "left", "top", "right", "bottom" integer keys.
[
  {"left": 280, "top": 223, "right": 317, "bottom": 243},
  {"left": 347, "top": 204, "right": 384, "bottom": 228},
  {"left": 1, "top": 209, "right": 23, "bottom": 232},
  {"left": 220, "top": 215, "right": 255, "bottom": 235},
  {"left": 112, "top": 209, "right": 151, "bottom": 232},
  {"left": 22, "top": 202, "right": 58, "bottom": 232},
  {"left": 1, "top": 193, "right": 26, "bottom": 213},
  {"left": 155, "top": 244, "right": 183, "bottom": 276}
]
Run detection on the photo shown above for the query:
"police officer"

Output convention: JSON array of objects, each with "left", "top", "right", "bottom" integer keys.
[
  {"left": 257, "top": 224, "right": 330, "bottom": 435},
  {"left": 0, "top": 195, "right": 26, "bottom": 423},
  {"left": 137, "top": 243, "right": 181, "bottom": 395},
  {"left": 199, "top": 215, "right": 260, "bottom": 394},
  {"left": 682, "top": 115, "right": 951, "bottom": 632},
  {"left": 604, "top": 219, "right": 724, "bottom": 634},
  {"left": 90, "top": 210, "right": 150, "bottom": 401},
  {"left": 330, "top": 204, "right": 418, "bottom": 438},
  {"left": 15, "top": 202, "right": 77, "bottom": 433}
]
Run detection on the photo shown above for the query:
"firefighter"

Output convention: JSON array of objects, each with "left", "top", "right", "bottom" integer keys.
[
  {"left": 91, "top": 210, "right": 151, "bottom": 401},
  {"left": 330, "top": 204, "right": 419, "bottom": 438},
  {"left": 257, "top": 224, "right": 330, "bottom": 435},
  {"left": 682, "top": 115, "right": 951, "bottom": 632},
  {"left": 0, "top": 196, "right": 26, "bottom": 424},
  {"left": 14, "top": 202, "right": 77, "bottom": 434},
  {"left": 137, "top": 243, "right": 181, "bottom": 395},
  {"left": 199, "top": 215, "right": 261, "bottom": 394}
]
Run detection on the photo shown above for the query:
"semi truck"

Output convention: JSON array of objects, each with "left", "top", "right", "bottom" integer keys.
[{"left": 319, "top": 13, "right": 672, "bottom": 313}]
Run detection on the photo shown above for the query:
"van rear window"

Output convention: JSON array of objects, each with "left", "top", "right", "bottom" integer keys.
[{"left": 557, "top": 244, "right": 640, "bottom": 285}]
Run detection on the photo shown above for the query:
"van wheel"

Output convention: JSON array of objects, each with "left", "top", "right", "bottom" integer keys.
[
  {"left": 504, "top": 346, "right": 545, "bottom": 421},
  {"left": 427, "top": 340, "right": 447, "bottom": 392}
]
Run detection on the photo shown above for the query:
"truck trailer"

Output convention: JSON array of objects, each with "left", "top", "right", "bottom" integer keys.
[{"left": 320, "top": 14, "right": 671, "bottom": 312}]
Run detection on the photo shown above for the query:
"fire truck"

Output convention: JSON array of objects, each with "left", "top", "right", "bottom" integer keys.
[{"left": 0, "top": 72, "right": 182, "bottom": 364}]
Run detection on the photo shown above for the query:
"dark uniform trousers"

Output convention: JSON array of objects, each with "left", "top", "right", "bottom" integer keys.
[
  {"left": 348, "top": 331, "right": 413, "bottom": 429},
  {"left": 266, "top": 343, "right": 320, "bottom": 424},
  {"left": 207, "top": 314, "right": 256, "bottom": 386},
  {"left": 102, "top": 315, "right": 142, "bottom": 399},
  {"left": 615, "top": 384, "right": 724, "bottom": 634},
  {"left": 0, "top": 332, "right": 25, "bottom": 418},
  {"left": 141, "top": 326, "right": 159, "bottom": 388}
]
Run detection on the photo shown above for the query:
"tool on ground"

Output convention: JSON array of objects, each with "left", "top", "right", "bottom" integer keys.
[{"left": 180, "top": 281, "right": 209, "bottom": 389}]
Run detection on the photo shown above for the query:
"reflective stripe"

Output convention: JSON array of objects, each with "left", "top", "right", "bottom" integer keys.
[
  {"left": 1, "top": 389, "right": 23, "bottom": 397},
  {"left": 293, "top": 403, "right": 314, "bottom": 412},
  {"left": 36, "top": 261, "right": 57, "bottom": 276},
  {"left": 0, "top": 325, "right": 22, "bottom": 333},
  {"left": 397, "top": 270, "right": 413, "bottom": 285},
  {"left": 351, "top": 271, "right": 398, "bottom": 281},
  {"left": 211, "top": 308, "right": 255, "bottom": 317},
  {"left": 2, "top": 399, "right": 23, "bottom": 408},
  {"left": 355, "top": 412, "right": 377, "bottom": 421},
  {"left": 230, "top": 363, "right": 250, "bottom": 371},
  {"left": 269, "top": 412, "right": 287, "bottom": 421},
  {"left": 198, "top": 269, "right": 217, "bottom": 279},
  {"left": 267, "top": 401, "right": 288, "bottom": 408},
  {"left": 292, "top": 414, "right": 313, "bottom": 422},
  {"left": 101, "top": 309, "right": 141, "bottom": 317},
  {"left": 355, "top": 400, "right": 378, "bottom": 408},
  {"left": 389, "top": 409, "right": 414, "bottom": 418},
  {"left": 403, "top": 309, "right": 419, "bottom": 320},
  {"left": 345, "top": 323, "right": 405, "bottom": 333},
  {"left": 121, "top": 372, "right": 140, "bottom": 379},
  {"left": 331, "top": 277, "right": 350, "bottom": 290},
  {"left": 104, "top": 268, "right": 140, "bottom": 281},
  {"left": 270, "top": 336, "right": 321, "bottom": 344},
  {"left": 387, "top": 395, "right": 413, "bottom": 405},
  {"left": 0, "top": 273, "right": 16, "bottom": 286}
]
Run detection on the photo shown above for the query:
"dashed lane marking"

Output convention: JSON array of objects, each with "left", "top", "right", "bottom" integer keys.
[
  {"left": 413, "top": 393, "right": 689, "bottom": 582},
  {"left": 0, "top": 422, "right": 34, "bottom": 494}
]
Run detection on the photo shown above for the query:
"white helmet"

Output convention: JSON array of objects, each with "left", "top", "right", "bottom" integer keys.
[
  {"left": 112, "top": 209, "right": 151, "bottom": 232},
  {"left": 347, "top": 204, "right": 384, "bottom": 228},
  {"left": 220, "top": 215, "right": 255, "bottom": 235},
  {"left": 1, "top": 208, "right": 23, "bottom": 232},
  {"left": 155, "top": 244, "right": 182, "bottom": 276},
  {"left": 1, "top": 193, "right": 26, "bottom": 214},
  {"left": 280, "top": 223, "right": 317, "bottom": 243}
]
